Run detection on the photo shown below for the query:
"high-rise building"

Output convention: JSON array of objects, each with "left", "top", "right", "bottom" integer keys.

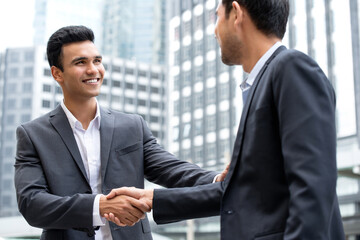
[
  {"left": 0, "top": 46, "right": 167, "bottom": 217},
  {"left": 154, "top": 0, "right": 360, "bottom": 239},
  {"left": 33, "top": 0, "right": 104, "bottom": 46},
  {"left": 102, "top": 0, "right": 167, "bottom": 65}
]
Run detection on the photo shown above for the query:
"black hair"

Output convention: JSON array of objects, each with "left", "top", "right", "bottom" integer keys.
[
  {"left": 221, "top": 0, "right": 289, "bottom": 39},
  {"left": 46, "top": 25, "right": 95, "bottom": 71}
]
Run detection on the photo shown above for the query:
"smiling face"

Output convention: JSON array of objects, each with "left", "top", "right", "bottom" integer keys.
[{"left": 52, "top": 40, "right": 105, "bottom": 104}]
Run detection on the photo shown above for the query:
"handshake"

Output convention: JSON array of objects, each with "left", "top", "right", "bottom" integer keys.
[
  {"left": 99, "top": 187, "right": 153, "bottom": 227},
  {"left": 99, "top": 164, "right": 229, "bottom": 227}
]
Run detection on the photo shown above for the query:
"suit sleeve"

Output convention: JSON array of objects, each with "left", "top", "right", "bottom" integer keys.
[
  {"left": 14, "top": 125, "right": 95, "bottom": 230},
  {"left": 273, "top": 51, "right": 339, "bottom": 238},
  {"left": 153, "top": 182, "right": 223, "bottom": 224},
  {"left": 139, "top": 116, "right": 218, "bottom": 187}
]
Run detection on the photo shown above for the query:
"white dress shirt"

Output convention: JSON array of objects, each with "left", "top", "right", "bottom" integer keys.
[
  {"left": 242, "top": 41, "right": 283, "bottom": 89},
  {"left": 61, "top": 100, "right": 112, "bottom": 240}
]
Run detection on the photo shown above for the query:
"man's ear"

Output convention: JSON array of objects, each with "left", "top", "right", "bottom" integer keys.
[
  {"left": 51, "top": 66, "right": 63, "bottom": 84},
  {"left": 232, "top": 1, "right": 244, "bottom": 26}
]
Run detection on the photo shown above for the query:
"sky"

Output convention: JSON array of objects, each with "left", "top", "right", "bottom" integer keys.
[{"left": 0, "top": 0, "right": 35, "bottom": 52}]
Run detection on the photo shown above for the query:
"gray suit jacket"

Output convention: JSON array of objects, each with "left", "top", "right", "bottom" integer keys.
[
  {"left": 152, "top": 47, "right": 345, "bottom": 240},
  {"left": 15, "top": 106, "right": 217, "bottom": 240}
]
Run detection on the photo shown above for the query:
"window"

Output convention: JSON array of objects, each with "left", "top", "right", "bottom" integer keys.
[
  {"left": 150, "top": 101, "right": 159, "bottom": 108},
  {"left": 5, "top": 147, "right": 13, "bottom": 157},
  {"left": 125, "top": 68, "right": 134, "bottom": 75},
  {"left": 7, "top": 83, "right": 17, "bottom": 93},
  {"left": 183, "top": 123, "right": 191, "bottom": 138},
  {"left": 138, "top": 70, "right": 147, "bottom": 77},
  {"left": 183, "top": 21, "right": 191, "bottom": 36},
  {"left": 43, "top": 84, "right": 51, "bottom": 93},
  {"left": 22, "top": 98, "right": 32, "bottom": 108},
  {"left": 195, "top": 66, "right": 203, "bottom": 82},
  {"left": 195, "top": 40, "right": 203, "bottom": 56},
  {"left": 174, "top": 75, "right": 180, "bottom": 91},
  {"left": 207, "top": 35, "right": 216, "bottom": 51},
  {"left": 174, "top": 101, "right": 180, "bottom": 116},
  {"left": 182, "top": 97, "right": 191, "bottom": 112},
  {"left": 194, "top": 119, "right": 203, "bottom": 136},
  {"left": 195, "top": 15, "right": 203, "bottom": 30},
  {"left": 125, "top": 82, "right": 134, "bottom": 89},
  {"left": 138, "top": 99, "right": 146, "bottom": 106},
  {"left": 151, "top": 87, "right": 160, "bottom": 94},
  {"left": 42, "top": 100, "right": 51, "bottom": 108},
  {"left": 183, "top": 71, "right": 191, "bottom": 87},
  {"left": 23, "top": 82, "right": 32, "bottom": 93},
  {"left": 9, "top": 52, "right": 19, "bottom": 62},
  {"left": 150, "top": 116, "right": 159, "bottom": 123},
  {"left": 174, "top": 26, "right": 180, "bottom": 41},
  {"left": 44, "top": 68, "right": 51, "bottom": 77},
  {"left": 182, "top": 45, "right": 191, "bottom": 61},
  {"left": 219, "top": 83, "right": 229, "bottom": 101},
  {"left": 194, "top": 146, "right": 203, "bottom": 164},
  {"left": 9, "top": 68, "right": 19, "bottom": 78},
  {"left": 207, "top": 88, "right": 216, "bottom": 104},
  {"left": 102, "top": 79, "right": 108, "bottom": 86},
  {"left": 138, "top": 85, "right": 147, "bottom": 92},
  {"left": 56, "top": 86, "right": 62, "bottom": 94},
  {"left": 207, "top": 61, "right": 216, "bottom": 78},
  {"left": 5, "top": 130, "right": 15, "bottom": 141},
  {"left": 174, "top": 50, "right": 180, "bottom": 65},
  {"left": 24, "top": 51, "right": 34, "bottom": 62},
  {"left": 206, "top": 143, "right": 217, "bottom": 160},
  {"left": 112, "top": 66, "right": 121, "bottom": 73},
  {"left": 194, "top": 92, "right": 203, "bottom": 109},
  {"left": 207, "top": 115, "right": 216, "bottom": 132},
  {"left": 6, "top": 115, "right": 15, "bottom": 124},
  {"left": 151, "top": 72, "right": 159, "bottom": 79},
  {"left": 220, "top": 111, "right": 229, "bottom": 129},
  {"left": 21, "top": 114, "right": 31, "bottom": 123},
  {"left": 113, "top": 80, "right": 121, "bottom": 88},
  {"left": 24, "top": 67, "right": 33, "bottom": 77},
  {"left": 6, "top": 99, "right": 16, "bottom": 108},
  {"left": 125, "top": 97, "right": 134, "bottom": 105}
]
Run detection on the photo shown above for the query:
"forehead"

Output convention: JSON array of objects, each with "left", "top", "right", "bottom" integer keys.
[{"left": 61, "top": 40, "right": 100, "bottom": 60}]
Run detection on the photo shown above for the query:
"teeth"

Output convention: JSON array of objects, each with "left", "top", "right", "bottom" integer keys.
[{"left": 85, "top": 79, "right": 98, "bottom": 83}]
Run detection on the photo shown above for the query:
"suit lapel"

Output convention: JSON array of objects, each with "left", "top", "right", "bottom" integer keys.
[
  {"left": 49, "top": 105, "right": 89, "bottom": 183},
  {"left": 99, "top": 107, "right": 115, "bottom": 183},
  {"left": 224, "top": 46, "right": 287, "bottom": 190}
]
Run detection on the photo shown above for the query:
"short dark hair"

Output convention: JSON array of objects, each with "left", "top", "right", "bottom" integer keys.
[
  {"left": 222, "top": 0, "right": 289, "bottom": 39},
  {"left": 46, "top": 25, "right": 95, "bottom": 71}
]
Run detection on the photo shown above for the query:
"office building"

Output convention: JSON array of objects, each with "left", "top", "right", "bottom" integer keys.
[
  {"left": 0, "top": 46, "right": 167, "bottom": 217},
  {"left": 102, "top": 0, "right": 167, "bottom": 65}
]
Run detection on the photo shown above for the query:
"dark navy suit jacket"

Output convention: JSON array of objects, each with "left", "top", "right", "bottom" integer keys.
[
  {"left": 153, "top": 47, "right": 345, "bottom": 240},
  {"left": 15, "top": 107, "right": 217, "bottom": 240}
]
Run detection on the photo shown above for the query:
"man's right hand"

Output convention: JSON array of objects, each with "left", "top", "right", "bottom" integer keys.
[{"left": 99, "top": 194, "right": 151, "bottom": 227}]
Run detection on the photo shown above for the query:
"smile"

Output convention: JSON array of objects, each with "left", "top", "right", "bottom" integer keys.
[{"left": 82, "top": 78, "right": 100, "bottom": 84}]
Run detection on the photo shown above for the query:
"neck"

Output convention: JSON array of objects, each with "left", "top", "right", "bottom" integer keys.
[
  {"left": 63, "top": 97, "right": 97, "bottom": 130},
  {"left": 242, "top": 34, "right": 281, "bottom": 73}
]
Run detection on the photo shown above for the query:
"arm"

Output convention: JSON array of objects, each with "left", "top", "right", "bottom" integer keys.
[
  {"left": 274, "top": 51, "right": 339, "bottom": 238},
  {"left": 139, "top": 116, "right": 218, "bottom": 187}
]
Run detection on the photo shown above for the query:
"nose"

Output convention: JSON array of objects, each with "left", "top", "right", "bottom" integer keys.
[{"left": 86, "top": 62, "right": 98, "bottom": 75}]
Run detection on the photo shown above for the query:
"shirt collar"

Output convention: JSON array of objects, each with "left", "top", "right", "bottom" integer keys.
[
  {"left": 61, "top": 99, "right": 101, "bottom": 131},
  {"left": 242, "top": 41, "right": 283, "bottom": 89}
]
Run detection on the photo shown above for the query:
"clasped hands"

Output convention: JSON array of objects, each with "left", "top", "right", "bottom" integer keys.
[{"left": 100, "top": 163, "right": 230, "bottom": 227}]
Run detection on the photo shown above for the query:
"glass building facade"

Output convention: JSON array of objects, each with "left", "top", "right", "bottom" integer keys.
[{"left": 102, "top": 0, "right": 167, "bottom": 65}]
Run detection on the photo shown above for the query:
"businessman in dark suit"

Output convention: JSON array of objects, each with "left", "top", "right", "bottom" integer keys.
[
  {"left": 14, "top": 26, "right": 222, "bottom": 240},
  {"left": 107, "top": 0, "right": 345, "bottom": 239}
]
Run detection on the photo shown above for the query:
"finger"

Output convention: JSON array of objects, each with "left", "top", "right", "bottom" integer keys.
[
  {"left": 114, "top": 216, "right": 126, "bottom": 227},
  {"left": 106, "top": 189, "right": 120, "bottom": 199},
  {"left": 128, "top": 197, "right": 151, "bottom": 213}
]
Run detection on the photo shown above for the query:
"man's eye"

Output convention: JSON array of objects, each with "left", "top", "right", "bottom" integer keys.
[
  {"left": 94, "top": 59, "right": 102, "bottom": 63},
  {"left": 76, "top": 61, "right": 86, "bottom": 65}
]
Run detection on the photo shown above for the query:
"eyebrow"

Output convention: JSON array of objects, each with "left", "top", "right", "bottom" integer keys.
[{"left": 71, "top": 55, "right": 102, "bottom": 64}]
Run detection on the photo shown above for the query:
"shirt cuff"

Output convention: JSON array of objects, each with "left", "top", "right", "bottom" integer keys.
[
  {"left": 93, "top": 194, "right": 106, "bottom": 227},
  {"left": 213, "top": 174, "right": 221, "bottom": 183}
]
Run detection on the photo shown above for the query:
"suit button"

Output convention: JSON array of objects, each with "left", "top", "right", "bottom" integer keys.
[{"left": 226, "top": 210, "right": 233, "bottom": 214}]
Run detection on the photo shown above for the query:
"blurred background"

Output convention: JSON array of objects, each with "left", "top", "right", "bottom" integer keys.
[{"left": 0, "top": 0, "right": 360, "bottom": 239}]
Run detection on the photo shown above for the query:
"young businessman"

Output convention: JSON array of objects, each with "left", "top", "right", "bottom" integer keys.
[
  {"left": 107, "top": 1, "right": 345, "bottom": 239},
  {"left": 14, "top": 25, "right": 226, "bottom": 240}
]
